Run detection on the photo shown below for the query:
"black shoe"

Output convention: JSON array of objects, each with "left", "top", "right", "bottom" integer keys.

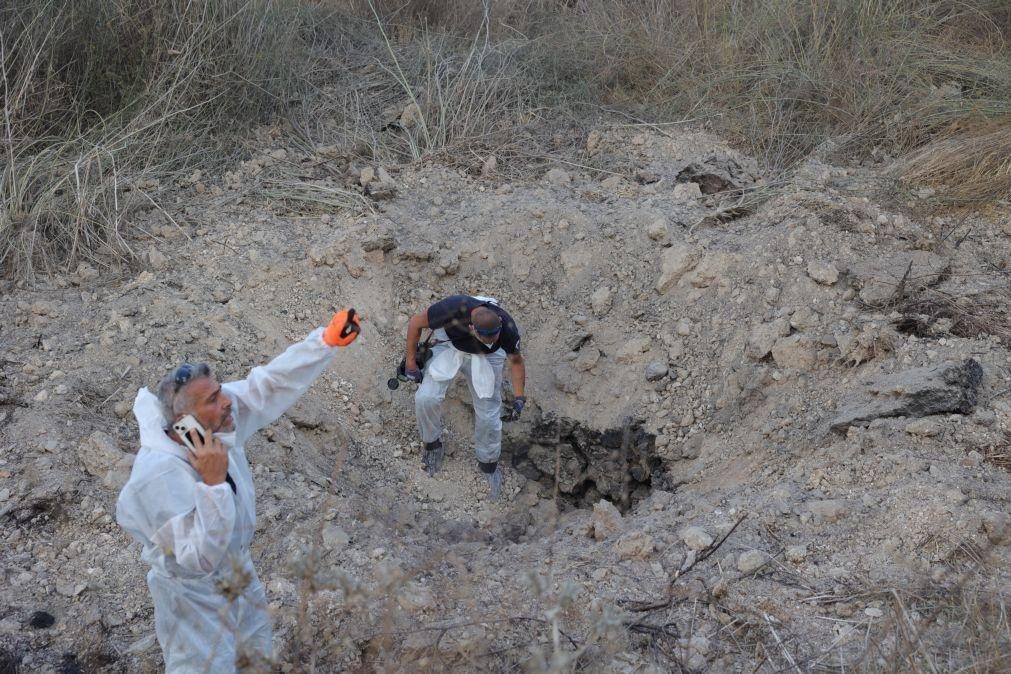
[{"left": 422, "top": 440, "right": 444, "bottom": 476}]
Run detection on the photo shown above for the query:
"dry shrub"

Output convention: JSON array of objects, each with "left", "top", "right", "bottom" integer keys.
[{"left": 903, "top": 115, "right": 1011, "bottom": 205}]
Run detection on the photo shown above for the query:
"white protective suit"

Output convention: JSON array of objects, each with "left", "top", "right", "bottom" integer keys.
[
  {"left": 415, "top": 328, "right": 506, "bottom": 463},
  {"left": 116, "top": 328, "right": 337, "bottom": 672}
]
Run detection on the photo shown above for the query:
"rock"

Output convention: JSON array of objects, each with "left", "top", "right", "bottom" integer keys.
[
  {"left": 398, "top": 582, "right": 436, "bottom": 612},
  {"left": 673, "top": 182, "right": 703, "bottom": 201},
  {"left": 981, "top": 512, "right": 1009, "bottom": 544},
  {"left": 831, "top": 359, "right": 983, "bottom": 431},
  {"left": 806, "top": 499, "right": 849, "bottom": 523},
  {"left": 592, "top": 500, "right": 623, "bottom": 540},
  {"left": 147, "top": 246, "right": 169, "bottom": 270},
  {"left": 785, "top": 544, "right": 808, "bottom": 562},
  {"left": 574, "top": 347, "right": 601, "bottom": 372},
  {"left": 789, "top": 307, "right": 821, "bottom": 331},
  {"left": 904, "top": 418, "right": 942, "bottom": 437},
  {"left": 544, "top": 168, "right": 571, "bottom": 186},
  {"left": 646, "top": 216, "right": 669, "bottom": 242},
  {"left": 361, "top": 228, "right": 397, "bottom": 253},
  {"left": 56, "top": 580, "right": 87, "bottom": 597},
  {"left": 736, "top": 549, "right": 768, "bottom": 574},
  {"left": 77, "top": 431, "right": 129, "bottom": 478},
  {"left": 481, "top": 155, "right": 497, "bottom": 176},
  {"left": 807, "top": 260, "right": 839, "bottom": 285},
  {"left": 616, "top": 337, "right": 651, "bottom": 364},
  {"left": 590, "top": 287, "right": 612, "bottom": 317},
  {"left": 376, "top": 166, "right": 393, "bottom": 185},
  {"left": 677, "top": 157, "right": 755, "bottom": 194},
  {"left": 676, "top": 319, "right": 693, "bottom": 336},
  {"left": 359, "top": 166, "right": 375, "bottom": 187},
  {"left": 836, "top": 323, "right": 897, "bottom": 366},
  {"left": 102, "top": 454, "right": 135, "bottom": 490},
  {"left": 771, "top": 335, "right": 816, "bottom": 370},
  {"left": 864, "top": 607, "right": 884, "bottom": 619},
  {"left": 655, "top": 244, "right": 698, "bottom": 293},
  {"left": 746, "top": 319, "right": 791, "bottom": 360},
  {"left": 616, "top": 531, "right": 655, "bottom": 560},
  {"left": 680, "top": 526, "right": 714, "bottom": 551},
  {"left": 645, "top": 361, "right": 669, "bottom": 382},
  {"left": 322, "top": 524, "right": 350, "bottom": 551},
  {"left": 600, "top": 175, "right": 623, "bottom": 190},
  {"left": 586, "top": 130, "right": 602, "bottom": 153},
  {"left": 850, "top": 251, "right": 949, "bottom": 305},
  {"left": 399, "top": 103, "right": 422, "bottom": 129}
]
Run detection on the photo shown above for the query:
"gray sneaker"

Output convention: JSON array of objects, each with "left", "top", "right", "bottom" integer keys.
[
  {"left": 422, "top": 440, "right": 444, "bottom": 476},
  {"left": 486, "top": 465, "right": 502, "bottom": 499}
]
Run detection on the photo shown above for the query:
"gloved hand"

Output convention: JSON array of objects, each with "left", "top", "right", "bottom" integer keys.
[
  {"left": 508, "top": 396, "right": 526, "bottom": 421},
  {"left": 404, "top": 367, "right": 423, "bottom": 383},
  {"left": 323, "top": 308, "right": 361, "bottom": 347}
]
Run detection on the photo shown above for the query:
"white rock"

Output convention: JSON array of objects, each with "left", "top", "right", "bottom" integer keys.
[
  {"left": 616, "top": 337, "right": 651, "bottom": 364},
  {"left": 147, "top": 246, "right": 169, "bottom": 270},
  {"left": 322, "top": 524, "right": 350, "bottom": 551},
  {"left": 785, "top": 544, "right": 808, "bottom": 562},
  {"left": 590, "top": 287, "right": 612, "bottom": 317},
  {"left": 77, "top": 431, "right": 129, "bottom": 478},
  {"left": 904, "top": 418, "right": 942, "bottom": 437},
  {"left": 646, "top": 216, "right": 669, "bottom": 242},
  {"left": 616, "top": 531, "right": 655, "bottom": 560},
  {"left": 481, "top": 155, "right": 497, "bottom": 176},
  {"left": 544, "top": 168, "right": 571, "bottom": 186},
  {"left": 645, "top": 361, "right": 669, "bottom": 381},
  {"left": 736, "top": 549, "right": 768, "bottom": 574},
  {"left": 359, "top": 166, "right": 375, "bottom": 187},
  {"left": 807, "top": 260, "right": 839, "bottom": 285},
  {"left": 746, "top": 319, "right": 791, "bottom": 360},
  {"left": 771, "top": 334, "right": 816, "bottom": 370},
  {"left": 673, "top": 182, "right": 702, "bottom": 201},
  {"left": 680, "top": 526, "right": 714, "bottom": 551},
  {"left": 656, "top": 244, "right": 698, "bottom": 293},
  {"left": 676, "top": 318, "right": 693, "bottom": 336},
  {"left": 592, "top": 500, "right": 623, "bottom": 540}
]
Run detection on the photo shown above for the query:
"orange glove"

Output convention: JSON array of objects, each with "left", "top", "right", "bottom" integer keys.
[{"left": 323, "top": 308, "right": 361, "bottom": 347}]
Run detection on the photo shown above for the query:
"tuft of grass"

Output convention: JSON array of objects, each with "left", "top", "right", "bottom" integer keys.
[{"left": 902, "top": 115, "right": 1011, "bottom": 205}]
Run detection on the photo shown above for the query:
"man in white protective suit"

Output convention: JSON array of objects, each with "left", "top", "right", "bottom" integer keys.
[
  {"left": 402, "top": 294, "right": 526, "bottom": 498},
  {"left": 116, "top": 308, "right": 361, "bottom": 672}
]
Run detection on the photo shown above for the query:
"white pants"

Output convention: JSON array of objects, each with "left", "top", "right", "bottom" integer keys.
[
  {"left": 415, "top": 331, "right": 506, "bottom": 464},
  {"left": 149, "top": 555, "right": 271, "bottom": 672}
]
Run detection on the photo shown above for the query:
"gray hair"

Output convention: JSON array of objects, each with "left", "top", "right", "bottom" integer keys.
[{"left": 155, "top": 362, "right": 212, "bottom": 427}]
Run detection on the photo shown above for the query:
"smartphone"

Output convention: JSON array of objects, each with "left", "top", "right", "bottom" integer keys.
[{"left": 172, "top": 415, "right": 206, "bottom": 454}]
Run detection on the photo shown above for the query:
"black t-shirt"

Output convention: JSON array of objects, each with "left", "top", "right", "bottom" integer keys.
[{"left": 426, "top": 295, "right": 521, "bottom": 355}]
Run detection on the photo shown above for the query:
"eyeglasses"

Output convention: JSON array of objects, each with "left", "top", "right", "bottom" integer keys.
[
  {"left": 472, "top": 323, "right": 502, "bottom": 337},
  {"left": 173, "top": 362, "right": 210, "bottom": 391}
]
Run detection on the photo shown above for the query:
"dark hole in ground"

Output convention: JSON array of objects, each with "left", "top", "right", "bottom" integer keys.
[
  {"left": 28, "top": 611, "right": 55, "bottom": 629},
  {"left": 504, "top": 414, "right": 663, "bottom": 512}
]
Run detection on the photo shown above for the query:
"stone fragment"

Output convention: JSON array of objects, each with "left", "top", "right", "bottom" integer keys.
[
  {"left": 592, "top": 500, "right": 623, "bottom": 540},
  {"left": 831, "top": 359, "right": 983, "bottom": 431},
  {"left": 680, "top": 526, "right": 713, "bottom": 551},
  {"left": 736, "top": 549, "right": 768, "bottom": 574}
]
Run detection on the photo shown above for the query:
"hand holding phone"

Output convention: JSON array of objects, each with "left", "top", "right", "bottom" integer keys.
[
  {"left": 173, "top": 414, "right": 229, "bottom": 486},
  {"left": 172, "top": 415, "right": 206, "bottom": 455}
]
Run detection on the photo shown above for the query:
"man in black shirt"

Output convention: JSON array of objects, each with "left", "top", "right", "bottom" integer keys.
[{"left": 403, "top": 295, "right": 526, "bottom": 498}]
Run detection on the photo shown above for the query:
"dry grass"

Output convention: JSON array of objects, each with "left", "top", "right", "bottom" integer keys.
[
  {"left": 4, "top": 0, "right": 1011, "bottom": 280},
  {"left": 903, "top": 116, "right": 1011, "bottom": 205}
]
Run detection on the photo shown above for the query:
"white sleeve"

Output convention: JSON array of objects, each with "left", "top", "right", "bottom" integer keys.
[
  {"left": 150, "top": 482, "right": 236, "bottom": 574},
  {"left": 223, "top": 328, "right": 336, "bottom": 444}
]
